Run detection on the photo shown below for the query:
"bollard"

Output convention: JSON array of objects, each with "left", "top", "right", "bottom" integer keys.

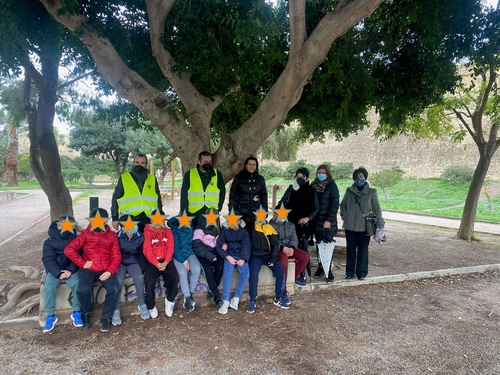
[{"left": 89, "top": 196, "right": 99, "bottom": 212}]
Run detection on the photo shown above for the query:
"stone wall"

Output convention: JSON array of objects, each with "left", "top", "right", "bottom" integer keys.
[{"left": 296, "top": 114, "right": 500, "bottom": 179}]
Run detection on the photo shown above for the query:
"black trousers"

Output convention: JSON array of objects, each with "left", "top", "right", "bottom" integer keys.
[
  {"left": 77, "top": 269, "right": 120, "bottom": 320},
  {"left": 345, "top": 230, "right": 370, "bottom": 278},
  {"left": 197, "top": 255, "right": 224, "bottom": 298},
  {"left": 144, "top": 261, "right": 179, "bottom": 310}
]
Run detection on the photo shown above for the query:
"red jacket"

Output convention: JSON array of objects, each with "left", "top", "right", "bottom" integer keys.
[
  {"left": 64, "top": 225, "right": 122, "bottom": 274},
  {"left": 143, "top": 225, "right": 174, "bottom": 266}
]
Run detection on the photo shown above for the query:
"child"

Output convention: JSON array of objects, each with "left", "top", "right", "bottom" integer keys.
[
  {"left": 41, "top": 215, "right": 82, "bottom": 332},
  {"left": 168, "top": 216, "right": 202, "bottom": 313},
  {"left": 142, "top": 211, "right": 179, "bottom": 318},
  {"left": 193, "top": 215, "right": 224, "bottom": 306},
  {"left": 216, "top": 214, "right": 251, "bottom": 314},
  {"left": 247, "top": 220, "right": 288, "bottom": 313},
  {"left": 64, "top": 208, "right": 122, "bottom": 333},
  {"left": 112, "top": 215, "right": 149, "bottom": 326}
]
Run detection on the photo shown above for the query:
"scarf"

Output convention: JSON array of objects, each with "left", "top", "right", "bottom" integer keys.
[{"left": 311, "top": 178, "right": 328, "bottom": 193}]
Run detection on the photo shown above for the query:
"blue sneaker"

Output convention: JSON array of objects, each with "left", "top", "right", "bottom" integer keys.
[
  {"left": 294, "top": 278, "right": 307, "bottom": 288},
  {"left": 247, "top": 301, "right": 256, "bottom": 313},
  {"left": 281, "top": 291, "right": 291, "bottom": 307},
  {"left": 42, "top": 315, "right": 58, "bottom": 332},
  {"left": 273, "top": 297, "right": 290, "bottom": 310},
  {"left": 71, "top": 311, "right": 84, "bottom": 327}
]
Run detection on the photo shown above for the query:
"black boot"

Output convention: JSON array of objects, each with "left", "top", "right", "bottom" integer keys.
[
  {"left": 314, "top": 263, "right": 324, "bottom": 278},
  {"left": 82, "top": 313, "right": 92, "bottom": 329},
  {"left": 212, "top": 289, "right": 223, "bottom": 306},
  {"left": 326, "top": 270, "right": 335, "bottom": 282}
]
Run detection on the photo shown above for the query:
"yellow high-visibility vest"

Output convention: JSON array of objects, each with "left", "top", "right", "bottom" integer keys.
[
  {"left": 187, "top": 168, "right": 220, "bottom": 212},
  {"left": 117, "top": 172, "right": 158, "bottom": 216}
]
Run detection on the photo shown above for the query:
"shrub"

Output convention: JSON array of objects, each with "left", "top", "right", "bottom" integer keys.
[
  {"left": 441, "top": 166, "right": 474, "bottom": 184},
  {"left": 331, "top": 163, "right": 354, "bottom": 180},
  {"left": 285, "top": 159, "right": 315, "bottom": 178},
  {"left": 259, "top": 163, "right": 285, "bottom": 179},
  {"left": 371, "top": 167, "right": 405, "bottom": 199},
  {"left": 61, "top": 169, "right": 82, "bottom": 183}
]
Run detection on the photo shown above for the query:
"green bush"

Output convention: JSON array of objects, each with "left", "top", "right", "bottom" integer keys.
[
  {"left": 285, "top": 159, "right": 315, "bottom": 178},
  {"left": 370, "top": 168, "right": 405, "bottom": 198},
  {"left": 260, "top": 163, "right": 285, "bottom": 179},
  {"left": 331, "top": 163, "right": 354, "bottom": 180},
  {"left": 61, "top": 169, "right": 82, "bottom": 183},
  {"left": 441, "top": 166, "right": 474, "bottom": 184}
]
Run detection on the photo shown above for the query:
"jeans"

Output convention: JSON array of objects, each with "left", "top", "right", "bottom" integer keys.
[
  {"left": 77, "top": 269, "right": 120, "bottom": 320},
  {"left": 221, "top": 257, "right": 249, "bottom": 301},
  {"left": 44, "top": 272, "right": 81, "bottom": 316},
  {"left": 173, "top": 255, "right": 202, "bottom": 299},
  {"left": 345, "top": 230, "right": 371, "bottom": 278},
  {"left": 248, "top": 256, "right": 285, "bottom": 301},
  {"left": 144, "top": 261, "right": 179, "bottom": 310},
  {"left": 197, "top": 255, "right": 224, "bottom": 297},
  {"left": 115, "top": 263, "right": 145, "bottom": 310},
  {"left": 278, "top": 248, "right": 309, "bottom": 285}
]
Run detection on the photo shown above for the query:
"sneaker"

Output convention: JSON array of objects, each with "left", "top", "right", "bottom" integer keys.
[
  {"left": 165, "top": 298, "right": 175, "bottom": 317},
  {"left": 82, "top": 313, "right": 91, "bottom": 329},
  {"left": 281, "top": 291, "right": 291, "bottom": 307},
  {"left": 149, "top": 306, "right": 159, "bottom": 319},
  {"left": 295, "top": 278, "right": 307, "bottom": 288},
  {"left": 111, "top": 309, "right": 122, "bottom": 326},
  {"left": 313, "top": 266, "right": 324, "bottom": 278},
  {"left": 138, "top": 304, "right": 150, "bottom": 320},
  {"left": 218, "top": 300, "right": 230, "bottom": 315},
  {"left": 214, "top": 295, "right": 223, "bottom": 307},
  {"left": 42, "top": 315, "right": 58, "bottom": 333},
  {"left": 247, "top": 301, "right": 256, "bottom": 313},
  {"left": 273, "top": 297, "right": 290, "bottom": 310},
  {"left": 71, "top": 311, "right": 83, "bottom": 327},
  {"left": 100, "top": 317, "right": 110, "bottom": 333},
  {"left": 229, "top": 297, "right": 240, "bottom": 311},
  {"left": 183, "top": 296, "right": 195, "bottom": 313},
  {"left": 206, "top": 291, "right": 214, "bottom": 301}
]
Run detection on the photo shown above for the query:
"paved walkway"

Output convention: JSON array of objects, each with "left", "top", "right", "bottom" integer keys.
[{"left": 1, "top": 189, "right": 499, "bottom": 247}]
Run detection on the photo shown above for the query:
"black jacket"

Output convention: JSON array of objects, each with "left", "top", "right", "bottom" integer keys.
[
  {"left": 314, "top": 179, "right": 340, "bottom": 235},
  {"left": 278, "top": 182, "right": 319, "bottom": 224},
  {"left": 229, "top": 170, "right": 268, "bottom": 215},
  {"left": 117, "top": 230, "right": 144, "bottom": 266},
  {"left": 251, "top": 224, "right": 280, "bottom": 265},
  {"left": 42, "top": 221, "right": 79, "bottom": 278}
]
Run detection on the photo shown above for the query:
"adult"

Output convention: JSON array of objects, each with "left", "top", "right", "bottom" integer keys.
[
  {"left": 228, "top": 156, "right": 268, "bottom": 233},
  {"left": 340, "top": 167, "right": 385, "bottom": 280},
  {"left": 311, "top": 164, "right": 339, "bottom": 282},
  {"left": 111, "top": 154, "right": 163, "bottom": 232},
  {"left": 276, "top": 167, "right": 318, "bottom": 280},
  {"left": 180, "top": 151, "right": 226, "bottom": 227}
]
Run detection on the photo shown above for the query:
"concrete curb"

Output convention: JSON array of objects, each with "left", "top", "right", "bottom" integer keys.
[{"left": 1, "top": 264, "right": 499, "bottom": 332}]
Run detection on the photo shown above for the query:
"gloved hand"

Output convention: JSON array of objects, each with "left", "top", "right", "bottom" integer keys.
[{"left": 375, "top": 228, "right": 386, "bottom": 244}]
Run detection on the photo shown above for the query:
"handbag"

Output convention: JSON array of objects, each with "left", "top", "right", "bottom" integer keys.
[{"left": 354, "top": 194, "right": 377, "bottom": 237}]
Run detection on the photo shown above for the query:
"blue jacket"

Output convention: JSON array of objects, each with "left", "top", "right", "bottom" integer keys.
[
  {"left": 216, "top": 226, "right": 251, "bottom": 261},
  {"left": 168, "top": 217, "right": 195, "bottom": 263},
  {"left": 117, "top": 230, "right": 144, "bottom": 266},
  {"left": 42, "top": 221, "right": 79, "bottom": 278}
]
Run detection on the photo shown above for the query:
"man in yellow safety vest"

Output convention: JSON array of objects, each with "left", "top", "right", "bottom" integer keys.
[
  {"left": 111, "top": 154, "right": 163, "bottom": 232},
  {"left": 180, "top": 151, "right": 226, "bottom": 227}
]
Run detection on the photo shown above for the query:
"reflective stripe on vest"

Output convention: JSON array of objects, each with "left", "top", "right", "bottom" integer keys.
[
  {"left": 187, "top": 168, "right": 220, "bottom": 212},
  {"left": 117, "top": 172, "right": 158, "bottom": 216}
]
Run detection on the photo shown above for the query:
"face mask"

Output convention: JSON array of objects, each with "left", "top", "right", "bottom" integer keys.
[
  {"left": 202, "top": 163, "right": 212, "bottom": 171},
  {"left": 354, "top": 178, "right": 366, "bottom": 187},
  {"left": 317, "top": 173, "right": 327, "bottom": 181},
  {"left": 132, "top": 165, "right": 147, "bottom": 174},
  {"left": 296, "top": 177, "right": 306, "bottom": 186},
  {"left": 126, "top": 224, "right": 139, "bottom": 235}
]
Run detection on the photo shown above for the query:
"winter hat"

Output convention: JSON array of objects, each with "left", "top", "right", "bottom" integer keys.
[
  {"left": 295, "top": 167, "right": 310, "bottom": 179},
  {"left": 352, "top": 167, "right": 368, "bottom": 180}
]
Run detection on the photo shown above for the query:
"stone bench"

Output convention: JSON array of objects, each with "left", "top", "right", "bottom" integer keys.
[
  {"left": 0, "top": 191, "right": 16, "bottom": 203},
  {"left": 38, "top": 261, "right": 295, "bottom": 325}
]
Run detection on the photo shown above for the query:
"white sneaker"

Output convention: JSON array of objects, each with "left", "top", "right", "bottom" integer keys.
[
  {"left": 218, "top": 300, "right": 230, "bottom": 315},
  {"left": 165, "top": 298, "right": 175, "bottom": 317},
  {"left": 111, "top": 309, "right": 122, "bottom": 326},
  {"left": 148, "top": 306, "right": 158, "bottom": 319},
  {"left": 229, "top": 297, "right": 240, "bottom": 311}
]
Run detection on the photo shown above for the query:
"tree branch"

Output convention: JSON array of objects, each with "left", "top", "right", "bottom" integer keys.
[
  {"left": 289, "top": 0, "right": 306, "bottom": 57},
  {"left": 452, "top": 107, "right": 478, "bottom": 144},
  {"left": 57, "top": 71, "right": 93, "bottom": 91}
]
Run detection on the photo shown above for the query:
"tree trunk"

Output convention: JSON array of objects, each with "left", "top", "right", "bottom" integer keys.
[
  {"left": 457, "top": 153, "right": 491, "bottom": 241},
  {"left": 24, "top": 54, "right": 74, "bottom": 221},
  {"left": 3, "top": 127, "right": 19, "bottom": 186}
]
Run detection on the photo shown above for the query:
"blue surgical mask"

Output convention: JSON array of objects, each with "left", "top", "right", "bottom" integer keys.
[
  {"left": 317, "top": 173, "right": 327, "bottom": 181},
  {"left": 354, "top": 178, "right": 366, "bottom": 187}
]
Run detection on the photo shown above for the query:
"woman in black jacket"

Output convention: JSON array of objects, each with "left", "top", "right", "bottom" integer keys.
[
  {"left": 311, "top": 164, "right": 339, "bottom": 282},
  {"left": 229, "top": 156, "right": 268, "bottom": 233}
]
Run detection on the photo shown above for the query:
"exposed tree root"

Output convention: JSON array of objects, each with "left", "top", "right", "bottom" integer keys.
[
  {"left": 1, "top": 283, "right": 40, "bottom": 312},
  {"left": 9, "top": 266, "right": 43, "bottom": 280},
  {"left": 5, "top": 295, "right": 39, "bottom": 320}
]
